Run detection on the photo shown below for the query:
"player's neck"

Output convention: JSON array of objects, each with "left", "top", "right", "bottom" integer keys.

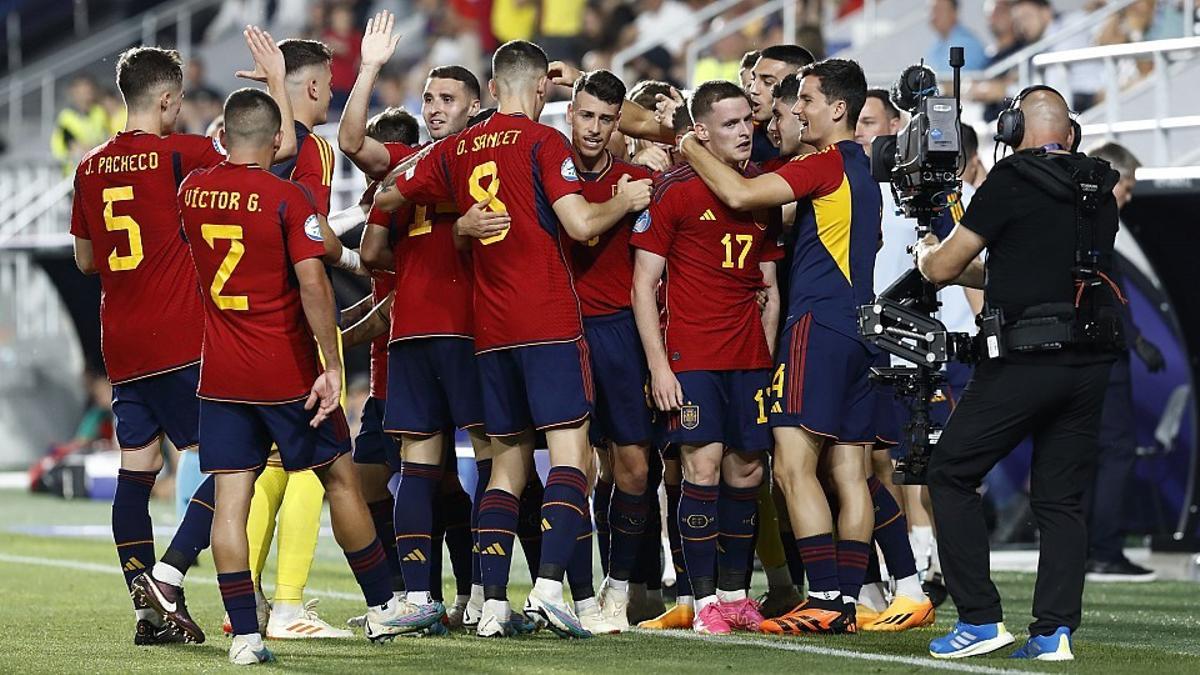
[
  {"left": 497, "top": 93, "right": 539, "bottom": 120},
  {"left": 810, "top": 129, "right": 854, "bottom": 150},
  {"left": 227, "top": 147, "right": 273, "bottom": 168},
  {"left": 124, "top": 110, "right": 165, "bottom": 136},
  {"left": 574, "top": 148, "right": 610, "bottom": 174},
  {"left": 708, "top": 143, "right": 744, "bottom": 169}
]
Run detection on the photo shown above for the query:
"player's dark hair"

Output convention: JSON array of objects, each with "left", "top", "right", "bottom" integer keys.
[
  {"left": 672, "top": 105, "right": 693, "bottom": 135},
  {"left": 492, "top": 40, "right": 549, "bottom": 83},
  {"left": 278, "top": 39, "right": 332, "bottom": 76},
  {"left": 628, "top": 80, "right": 672, "bottom": 110},
  {"left": 865, "top": 88, "right": 900, "bottom": 120},
  {"left": 689, "top": 80, "right": 751, "bottom": 124},
  {"left": 223, "top": 88, "right": 282, "bottom": 148},
  {"left": 759, "top": 44, "right": 817, "bottom": 70},
  {"left": 428, "top": 65, "right": 482, "bottom": 101},
  {"left": 115, "top": 47, "right": 183, "bottom": 107},
  {"left": 573, "top": 69, "right": 626, "bottom": 107},
  {"left": 800, "top": 58, "right": 868, "bottom": 128},
  {"left": 468, "top": 107, "right": 497, "bottom": 127},
  {"left": 367, "top": 107, "right": 420, "bottom": 145},
  {"left": 773, "top": 74, "right": 801, "bottom": 104},
  {"left": 961, "top": 123, "right": 979, "bottom": 160},
  {"left": 740, "top": 50, "right": 761, "bottom": 71}
]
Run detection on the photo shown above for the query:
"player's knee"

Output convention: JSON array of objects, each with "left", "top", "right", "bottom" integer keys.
[
  {"left": 121, "top": 446, "right": 164, "bottom": 473},
  {"left": 683, "top": 459, "right": 720, "bottom": 486},
  {"left": 613, "top": 459, "right": 648, "bottom": 495}
]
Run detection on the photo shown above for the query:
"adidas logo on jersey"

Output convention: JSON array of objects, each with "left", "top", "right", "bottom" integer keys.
[
  {"left": 402, "top": 548, "right": 428, "bottom": 563},
  {"left": 479, "top": 543, "right": 507, "bottom": 556},
  {"left": 770, "top": 401, "right": 782, "bottom": 414},
  {"left": 700, "top": 209, "right": 716, "bottom": 221},
  {"left": 541, "top": 517, "right": 553, "bottom": 532},
  {"left": 124, "top": 557, "right": 146, "bottom": 572}
]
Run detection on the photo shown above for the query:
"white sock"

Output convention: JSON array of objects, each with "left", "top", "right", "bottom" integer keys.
[
  {"left": 605, "top": 577, "right": 630, "bottom": 594},
  {"left": 910, "top": 526, "right": 934, "bottom": 572},
  {"left": 695, "top": 594, "right": 719, "bottom": 611},
  {"left": 894, "top": 574, "right": 925, "bottom": 601},
  {"left": 483, "top": 598, "right": 510, "bottom": 619},
  {"left": 376, "top": 596, "right": 397, "bottom": 613},
  {"left": 929, "top": 538, "right": 942, "bottom": 575},
  {"left": 470, "top": 584, "right": 484, "bottom": 605},
  {"left": 842, "top": 595, "right": 857, "bottom": 605},
  {"left": 533, "top": 577, "right": 564, "bottom": 602},
  {"left": 575, "top": 596, "right": 598, "bottom": 614},
  {"left": 135, "top": 607, "right": 161, "bottom": 625},
  {"left": 151, "top": 561, "right": 184, "bottom": 588},
  {"left": 454, "top": 594, "right": 470, "bottom": 607},
  {"left": 764, "top": 564, "right": 792, "bottom": 590},
  {"left": 808, "top": 590, "right": 840, "bottom": 602},
  {"left": 240, "top": 632, "right": 265, "bottom": 648},
  {"left": 271, "top": 600, "right": 302, "bottom": 622},
  {"left": 406, "top": 591, "right": 432, "bottom": 606},
  {"left": 677, "top": 595, "right": 695, "bottom": 608},
  {"left": 860, "top": 582, "right": 888, "bottom": 611},
  {"left": 716, "top": 588, "right": 747, "bottom": 603}
]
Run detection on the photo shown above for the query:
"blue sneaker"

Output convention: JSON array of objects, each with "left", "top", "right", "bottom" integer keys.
[
  {"left": 1011, "top": 627, "right": 1074, "bottom": 661},
  {"left": 523, "top": 589, "right": 593, "bottom": 639},
  {"left": 929, "top": 621, "right": 1015, "bottom": 659}
]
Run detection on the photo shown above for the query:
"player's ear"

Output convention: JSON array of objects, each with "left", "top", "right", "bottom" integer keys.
[
  {"left": 308, "top": 78, "right": 319, "bottom": 103},
  {"left": 487, "top": 79, "right": 498, "bottom": 102},
  {"left": 693, "top": 121, "right": 710, "bottom": 142},
  {"left": 536, "top": 75, "right": 548, "bottom": 99},
  {"left": 832, "top": 99, "right": 847, "bottom": 126},
  {"left": 469, "top": 99, "right": 480, "bottom": 116},
  {"left": 273, "top": 128, "right": 282, "bottom": 152},
  {"left": 218, "top": 128, "right": 228, "bottom": 151}
]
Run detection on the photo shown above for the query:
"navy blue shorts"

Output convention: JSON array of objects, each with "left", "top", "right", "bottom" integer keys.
[
  {"left": 872, "top": 353, "right": 900, "bottom": 449},
  {"left": 771, "top": 314, "right": 875, "bottom": 444},
  {"left": 111, "top": 364, "right": 201, "bottom": 450},
  {"left": 384, "top": 338, "right": 485, "bottom": 436},
  {"left": 353, "top": 396, "right": 399, "bottom": 470},
  {"left": 665, "top": 369, "right": 771, "bottom": 452},
  {"left": 583, "top": 311, "right": 654, "bottom": 447},
  {"left": 889, "top": 360, "right": 973, "bottom": 460},
  {"left": 198, "top": 399, "right": 351, "bottom": 473},
  {"left": 476, "top": 339, "right": 593, "bottom": 437}
]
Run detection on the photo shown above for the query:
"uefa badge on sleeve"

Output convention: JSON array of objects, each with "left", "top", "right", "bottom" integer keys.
[
  {"left": 561, "top": 157, "right": 579, "bottom": 181},
  {"left": 680, "top": 404, "right": 700, "bottom": 430},
  {"left": 633, "top": 209, "right": 651, "bottom": 233},
  {"left": 303, "top": 214, "right": 324, "bottom": 242}
]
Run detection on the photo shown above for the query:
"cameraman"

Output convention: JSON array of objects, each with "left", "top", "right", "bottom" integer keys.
[{"left": 914, "top": 87, "right": 1122, "bottom": 661}]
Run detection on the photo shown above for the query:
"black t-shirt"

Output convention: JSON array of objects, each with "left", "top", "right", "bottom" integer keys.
[{"left": 960, "top": 153, "right": 1120, "bottom": 364}]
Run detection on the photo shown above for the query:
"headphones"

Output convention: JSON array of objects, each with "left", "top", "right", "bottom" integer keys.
[{"left": 994, "top": 84, "right": 1082, "bottom": 152}]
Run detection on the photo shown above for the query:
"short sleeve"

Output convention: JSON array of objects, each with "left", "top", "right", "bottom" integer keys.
[
  {"left": 69, "top": 175, "right": 89, "bottom": 239},
  {"left": 959, "top": 166, "right": 1020, "bottom": 243},
  {"left": 385, "top": 142, "right": 417, "bottom": 170},
  {"left": 772, "top": 150, "right": 844, "bottom": 201},
  {"left": 186, "top": 134, "right": 227, "bottom": 173},
  {"left": 630, "top": 191, "right": 676, "bottom": 258},
  {"left": 393, "top": 141, "right": 453, "bottom": 205},
  {"left": 283, "top": 185, "right": 326, "bottom": 265},
  {"left": 291, "top": 136, "right": 335, "bottom": 216},
  {"left": 536, "top": 130, "right": 584, "bottom": 204}
]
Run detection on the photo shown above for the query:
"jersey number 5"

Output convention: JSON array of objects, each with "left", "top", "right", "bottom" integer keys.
[
  {"left": 721, "top": 233, "right": 753, "bottom": 269},
  {"left": 102, "top": 186, "right": 143, "bottom": 271},
  {"left": 468, "top": 161, "right": 509, "bottom": 245},
  {"left": 201, "top": 224, "right": 249, "bottom": 311}
]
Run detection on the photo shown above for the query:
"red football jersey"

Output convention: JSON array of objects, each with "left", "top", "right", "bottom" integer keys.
[
  {"left": 70, "top": 130, "right": 225, "bottom": 384},
  {"left": 368, "top": 269, "right": 394, "bottom": 400},
  {"left": 393, "top": 112, "right": 585, "bottom": 352},
  {"left": 179, "top": 162, "right": 326, "bottom": 403},
  {"left": 631, "top": 163, "right": 784, "bottom": 373},
  {"left": 273, "top": 123, "right": 334, "bottom": 215},
  {"left": 566, "top": 154, "right": 652, "bottom": 317}
]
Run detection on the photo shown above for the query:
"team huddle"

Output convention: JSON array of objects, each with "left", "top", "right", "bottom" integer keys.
[{"left": 71, "top": 10, "right": 948, "bottom": 666}]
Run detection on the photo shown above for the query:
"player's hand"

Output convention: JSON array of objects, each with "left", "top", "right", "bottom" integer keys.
[
  {"left": 653, "top": 88, "right": 685, "bottom": 128},
  {"left": 305, "top": 370, "right": 342, "bottom": 427},
  {"left": 1134, "top": 335, "right": 1166, "bottom": 372},
  {"left": 360, "top": 11, "right": 402, "bottom": 69},
  {"left": 547, "top": 60, "right": 582, "bottom": 88},
  {"left": 456, "top": 200, "right": 511, "bottom": 239},
  {"left": 631, "top": 144, "right": 672, "bottom": 172},
  {"left": 756, "top": 287, "right": 768, "bottom": 311},
  {"left": 617, "top": 174, "right": 653, "bottom": 213},
  {"left": 236, "top": 25, "right": 283, "bottom": 83},
  {"left": 677, "top": 130, "right": 700, "bottom": 156},
  {"left": 650, "top": 365, "right": 684, "bottom": 412}
]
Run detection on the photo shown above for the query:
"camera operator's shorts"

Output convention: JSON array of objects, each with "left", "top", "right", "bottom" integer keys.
[
  {"left": 199, "top": 399, "right": 350, "bottom": 473},
  {"left": 770, "top": 314, "right": 875, "bottom": 444},
  {"left": 664, "top": 369, "right": 771, "bottom": 453}
]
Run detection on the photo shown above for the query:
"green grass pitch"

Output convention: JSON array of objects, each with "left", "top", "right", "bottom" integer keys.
[{"left": 0, "top": 490, "right": 1197, "bottom": 673}]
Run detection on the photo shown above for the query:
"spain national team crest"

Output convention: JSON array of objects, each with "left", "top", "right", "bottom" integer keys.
[{"left": 680, "top": 404, "right": 700, "bottom": 430}]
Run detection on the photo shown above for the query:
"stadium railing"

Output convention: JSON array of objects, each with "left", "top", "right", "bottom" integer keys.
[{"left": 684, "top": 0, "right": 799, "bottom": 87}]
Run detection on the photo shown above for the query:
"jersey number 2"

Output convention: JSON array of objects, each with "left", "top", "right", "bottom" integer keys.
[
  {"left": 102, "top": 186, "right": 143, "bottom": 271},
  {"left": 201, "top": 224, "right": 248, "bottom": 311},
  {"left": 468, "top": 161, "right": 509, "bottom": 245}
]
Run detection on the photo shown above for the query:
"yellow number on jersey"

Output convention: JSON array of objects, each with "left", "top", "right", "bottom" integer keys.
[
  {"left": 409, "top": 205, "right": 433, "bottom": 237},
  {"left": 201, "top": 224, "right": 249, "bottom": 311},
  {"left": 102, "top": 186, "right": 144, "bottom": 271},
  {"left": 468, "top": 161, "right": 509, "bottom": 245},
  {"left": 721, "top": 233, "right": 754, "bottom": 269},
  {"left": 754, "top": 388, "right": 768, "bottom": 424},
  {"left": 771, "top": 363, "right": 785, "bottom": 398}
]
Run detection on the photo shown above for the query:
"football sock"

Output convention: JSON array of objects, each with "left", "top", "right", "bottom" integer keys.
[
  {"left": 368, "top": 496, "right": 403, "bottom": 592},
  {"left": 868, "top": 476, "right": 920, "bottom": 587},
  {"left": 112, "top": 468, "right": 157, "bottom": 592},
  {"left": 764, "top": 563, "right": 792, "bottom": 591},
  {"left": 344, "top": 538, "right": 394, "bottom": 607},
  {"left": 517, "top": 473, "right": 545, "bottom": 581},
  {"left": 836, "top": 539, "right": 872, "bottom": 605},
  {"left": 593, "top": 477, "right": 613, "bottom": 577},
  {"left": 158, "top": 474, "right": 215, "bottom": 582},
  {"left": 717, "top": 482, "right": 758, "bottom": 593},
  {"left": 865, "top": 542, "right": 883, "bottom": 585},
  {"left": 395, "top": 461, "right": 442, "bottom": 594},
  {"left": 910, "top": 525, "right": 934, "bottom": 573},
  {"left": 574, "top": 596, "right": 598, "bottom": 615},
  {"left": 477, "top": 489, "right": 520, "bottom": 600},
  {"left": 218, "top": 570, "right": 259, "bottom": 636},
  {"left": 665, "top": 481, "right": 692, "bottom": 597},
  {"left": 246, "top": 463, "right": 288, "bottom": 584},
  {"left": 796, "top": 533, "right": 839, "bottom": 600},
  {"left": 440, "top": 484, "right": 475, "bottom": 597},
  {"left": 273, "top": 469, "right": 323, "bottom": 604},
  {"left": 679, "top": 481, "right": 719, "bottom": 600},
  {"left": 537, "top": 466, "right": 589, "bottom": 582},
  {"left": 860, "top": 581, "right": 889, "bottom": 612},
  {"left": 608, "top": 488, "right": 647, "bottom": 581},
  {"left": 429, "top": 524, "right": 445, "bottom": 603},
  {"left": 643, "top": 458, "right": 664, "bottom": 593},
  {"left": 471, "top": 459, "right": 492, "bottom": 589},
  {"left": 753, "top": 480, "right": 788, "bottom": 572},
  {"left": 567, "top": 513, "right": 595, "bottom": 601},
  {"left": 716, "top": 588, "right": 747, "bottom": 603}
]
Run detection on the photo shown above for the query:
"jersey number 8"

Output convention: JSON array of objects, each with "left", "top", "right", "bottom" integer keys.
[{"left": 468, "top": 161, "right": 509, "bottom": 245}]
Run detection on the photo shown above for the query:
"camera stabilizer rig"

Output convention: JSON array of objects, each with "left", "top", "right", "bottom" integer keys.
[{"left": 858, "top": 47, "right": 975, "bottom": 485}]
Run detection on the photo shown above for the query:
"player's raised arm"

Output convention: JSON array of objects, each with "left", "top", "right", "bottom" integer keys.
[
  {"left": 359, "top": 209, "right": 395, "bottom": 271},
  {"left": 340, "top": 293, "right": 393, "bottom": 348},
  {"left": 374, "top": 142, "right": 439, "bottom": 211},
  {"left": 679, "top": 131, "right": 793, "bottom": 211},
  {"left": 548, "top": 60, "right": 676, "bottom": 144},
  {"left": 338, "top": 11, "right": 402, "bottom": 178},
  {"left": 238, "top": 26, "right": 298, "bottom": 162},
  {"left": 630, "top": 249, "right": 682, "bottom": 411},
  {"left": 295, "top": 257, "right": 342, "bottom": 425},
  {"left": 552, "top": 174, "right": 651, "bottom": 242}
]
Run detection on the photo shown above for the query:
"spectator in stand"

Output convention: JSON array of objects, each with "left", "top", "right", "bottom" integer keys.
[
  {"left": 926, "top": 0, "right": 988, "bottom": 72},
  {"left": 492, "top": 0, "right": 537, "bottom": 44},
  {"left": 630, "top": 0, "right": 698, "bottom": 56},
  {"left": 185, "top": 58, "right": 223, "bottom": 102},
  {"left": 539, "top": 0, "right": 586, "bottom": 61},
  {"left": 324, "top": 2, "right": 364, "bottom": 112},
  {"left": 1010, "top": 0, "right": 1103, "bottom": 110},
  {"left": 692, "top": 29, "right": 749, "bottom": 88},
  {"left": 739, "top": 50, "right": 761, "bottom": 89},
  {"left": 51, "top": 75, "right": 110, "bottom": 172}
]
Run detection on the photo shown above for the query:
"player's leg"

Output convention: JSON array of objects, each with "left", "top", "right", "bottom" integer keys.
[
  {"left": 438, "top": 434, "right": 475, "bottom": 626},
  {"left": 516, "top": 461, "right": 545, "bottom": 582},
  {"left": 268, "top": 470, "right": 335, "bottom": 637},
  {"left": 243, "top": 461, "right": 285, "bottom": 632},
  {"left": 465, "top": 430, "right": 496, "bottom": 629},
  {"left": 390, "top": 431, "right": 450, "bottom": 630},
  {"left": 640, "top": 444, "right": 695, "bottom": 629},
  {"left": 754, "top": 456, "right": 802, "bottom": 618},
  {"left": 628, "top": 451, "right": 666, "bottom": 623},
  {"left": 478, "top": 431, "right": 534, "bottom": 636},
  {"left": 678, "top": 442, "right": 727, "bottom": 634},
  {"left": 568, "top": 455, "right": 612, "bottom": 634},
  {"left": 354, "top": 395, "right": 404, "bottom": 597},
  {"left": 593, "top": 444, "right": 614, "bottom": 577},
  {"left": 599, "top": 441, "right": 649, "bottom": 628}
]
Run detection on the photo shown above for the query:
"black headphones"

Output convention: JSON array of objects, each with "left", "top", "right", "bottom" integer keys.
[{"left": 994, "top": 84, "right": 1082, "bottom": 152}]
